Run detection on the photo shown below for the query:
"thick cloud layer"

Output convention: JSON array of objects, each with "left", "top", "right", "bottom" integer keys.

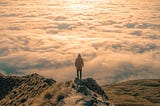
[{"left": 0, "top": 0, "right": 160, "bottom": 84}]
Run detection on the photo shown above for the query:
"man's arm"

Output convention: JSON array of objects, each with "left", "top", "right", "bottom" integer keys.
[{"left": 82, "top": 59, "right": 84, "bottom": 67}]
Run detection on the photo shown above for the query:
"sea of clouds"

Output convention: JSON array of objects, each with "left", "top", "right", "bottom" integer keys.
[{"left": 0, "top": 0, "right": 160, "bottom": 84}]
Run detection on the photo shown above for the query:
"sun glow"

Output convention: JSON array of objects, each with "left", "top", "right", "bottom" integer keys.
[
  {"left": 64, "top": 0, "right": 96, "bottom": 12},
  {"left": 68, "top": 4, "right": 92, "bottom": 11}
]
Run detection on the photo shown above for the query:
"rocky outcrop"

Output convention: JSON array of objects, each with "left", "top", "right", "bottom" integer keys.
[
  {"left": 83, "top": 78, "right": 109, "bottom": 100},
  {"left": 0, "top": 73, "right": 55, "bottom": 106},
  {"left": 74, "top": 78, "right": 110, "bottom": 106}
]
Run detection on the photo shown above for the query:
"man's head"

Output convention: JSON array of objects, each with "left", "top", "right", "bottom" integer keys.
[{"left": 78, "top": 53, "right": 81, "bottom": 57}]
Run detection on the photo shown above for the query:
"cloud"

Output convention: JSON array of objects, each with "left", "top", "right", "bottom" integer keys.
[
  {"left": 100, "top": 20, "right": 117, "bottom": 26},
  {"left": 83, "top": 52, "right": 160, "bottom": 84},
  {"left": 8, "top": 26, "right": 21, "bottom": 30},
  {"left": 148, "top": 34, "right": 160, "bottom": 39},
  {"left": 1, "top": 13, "right": 18, "bottom": 17},
  {"left": 57, "top": 23, "right": 71, "bottom": 30},
  {"left": 54, "top": 16, "right": 68, "bottom": 21},
  {"left": 124, "top": 22, "right": 160, "bottom": 29},
  {"left": 0, "top": 0, "right": 160, "bottom": 85},
  {"left": 46, "top": 29, "right": 59, "bottom": 34},
  {"left": 125, "top": 23, "right": 136, "bottom": 28},
  {"left": 0, "top": 62, "right": 23, "bottom": 75},
  {"left": 0, "top": 1, "right": 8, "bottom": 5}
]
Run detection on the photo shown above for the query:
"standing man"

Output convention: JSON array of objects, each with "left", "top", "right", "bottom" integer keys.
[{"left": 75, "top": 53, "right": 84, "bottom": 79}]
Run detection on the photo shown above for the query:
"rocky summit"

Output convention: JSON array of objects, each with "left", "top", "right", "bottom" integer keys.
[
  {"left": 0, "top": 73, "right": 111, "bottom": 106},
  {"left": 74, "top": 78, "right": 110, "bottom": 106}
]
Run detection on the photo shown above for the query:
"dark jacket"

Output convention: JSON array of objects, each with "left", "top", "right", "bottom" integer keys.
[{"left": 75, "top": 56, "right": 84, "bottom": 70}]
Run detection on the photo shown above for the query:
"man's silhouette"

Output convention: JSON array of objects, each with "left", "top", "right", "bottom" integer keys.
[{"left": 75, "top": 53, "right": 84, "bottom": 79}]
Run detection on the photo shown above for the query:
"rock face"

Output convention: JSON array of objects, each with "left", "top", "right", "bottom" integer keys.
[
  {"left": 74, "top": 78, "right": 110, "bottom": 106},
  {"left": 0, "top": 73, "right": 55, "bottom": 106},
  {"left": 83, "top": 78, "right": 109, "bottom": 100}
]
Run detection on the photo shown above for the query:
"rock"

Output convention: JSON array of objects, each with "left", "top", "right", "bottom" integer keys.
[
  {"left": 0, "top": 73, "right": 56, "bottom": 106},
  {"left": 77, "top": 85, "right": 91, "bottom": 96},
  {"left": 83, "top": 99, "right": 94, "bottom": 106},
  {"left": 20, "top": 98, "right": 27, "bottom": 103},
  {"left": 74, "top": 77, "right": 83, "bottom": 86},
  {"left": 75, "top": 78, "right": 109, "bottom": 100},
  {"left": 0, "top": 76, "right": 22, "bottom": 100},
  {"left": 83, "top": 78, "right": 109, "bottom": 100},
  {"left": 74, "top": 78, "right": 110, "bottom": 106},
  {"left": 44, "top": 78, "right": 56, "bottom": 86}
]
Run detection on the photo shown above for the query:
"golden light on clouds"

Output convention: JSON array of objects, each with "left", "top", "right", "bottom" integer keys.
[
  {"left": 0, "top": 0, "right": 160, "bottom": 84},
  {"left": 67, "top": 4, "right": 92, "bottom": 11}
]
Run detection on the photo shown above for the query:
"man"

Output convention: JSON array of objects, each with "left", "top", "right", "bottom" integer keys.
[{"left": 75, "top": 53, "right": 84, "bottom": 79}]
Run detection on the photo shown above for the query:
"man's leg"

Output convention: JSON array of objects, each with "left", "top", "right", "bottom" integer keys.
[
  {"left": 80, "top": 70, "right": 82, "bottom": 79},
  {"left": 77, "top": 69, "right": 79, "bottom": 79}
]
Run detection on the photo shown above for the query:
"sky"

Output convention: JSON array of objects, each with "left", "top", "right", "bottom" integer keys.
[{"left": 0, "top": 0, "right": 160, "bottom": 84}]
